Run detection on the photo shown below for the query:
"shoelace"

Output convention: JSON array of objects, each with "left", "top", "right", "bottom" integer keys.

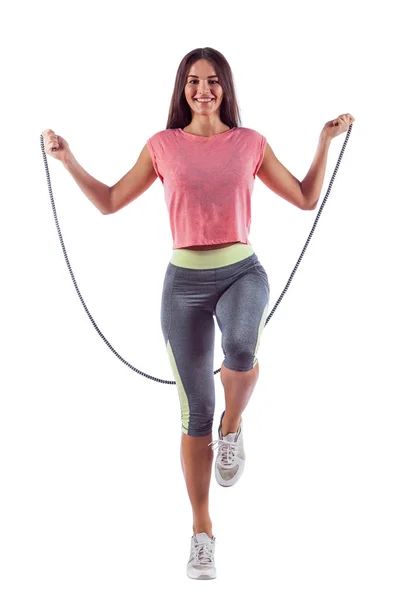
[
  {"left": 208, "top": 438, "right": 239, "bottom": 466},
  {"left": 194, "top": 539, "right": 214, "bottom": 564}
]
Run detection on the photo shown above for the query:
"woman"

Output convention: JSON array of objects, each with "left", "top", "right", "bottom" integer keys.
[{"left": 42, "top": 47, "right": 354, "bottom": 581}]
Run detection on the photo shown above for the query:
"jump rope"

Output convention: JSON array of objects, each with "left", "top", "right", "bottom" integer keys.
[{"left": 40, "top": 123, "right": 353, "bottom": 385}]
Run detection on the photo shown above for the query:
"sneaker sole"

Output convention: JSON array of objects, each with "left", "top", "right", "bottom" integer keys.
[{"left": 187, "top": 567, "right": 217, "bottom": 579}]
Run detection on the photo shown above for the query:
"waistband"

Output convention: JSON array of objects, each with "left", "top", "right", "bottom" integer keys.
[{"left": 169, "top": 243, "right": 255, "bottom": 269}]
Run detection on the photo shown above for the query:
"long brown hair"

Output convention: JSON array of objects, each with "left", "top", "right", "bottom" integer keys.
[{"left": 166, "top": 47, "right": 242, "bottom": 130}]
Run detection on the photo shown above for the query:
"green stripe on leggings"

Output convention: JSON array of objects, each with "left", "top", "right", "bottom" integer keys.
[
  {"left": 253, "top": 301, "right": 269, "bottom": 368},
  {"left": 166, "top": 339, "right": 189, "bottom": 434}
]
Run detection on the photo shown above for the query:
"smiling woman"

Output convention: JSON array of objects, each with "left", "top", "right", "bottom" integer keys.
[{"left": 40, "top": 44, "right": 353, "bottom": 582}]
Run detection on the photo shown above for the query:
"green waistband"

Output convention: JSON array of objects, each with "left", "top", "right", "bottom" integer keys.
[{"left": 169, "top": 243, "right": 255, "bottom": 269}]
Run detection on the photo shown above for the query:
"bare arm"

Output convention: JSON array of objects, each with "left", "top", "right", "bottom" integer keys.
[
  {"left": 256, "top": 143, "right": 309, "bottom": 210},
  {"left": 61, "top": 142, "right": 158, "bottom": 215},
  {"left": 300, "top": 133, "right": 331, "bottom": 209},
  {"left": 62, "top": 153, "right": 111, "bottom": 215},
  {"left": 109, "top": 143, "right": 158, "bottom": 214}
]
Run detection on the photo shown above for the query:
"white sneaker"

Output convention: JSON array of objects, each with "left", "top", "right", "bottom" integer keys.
[
  {"left": 209, "top": 410, "right": 246, "bottom": 487},
  {"left": 186, "top": 532, "right": 217, "bottom": 580}
]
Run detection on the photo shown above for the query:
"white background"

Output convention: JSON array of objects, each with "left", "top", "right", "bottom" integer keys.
[{"left": 1, "top": 0, "right": 399, "bottom": 597}]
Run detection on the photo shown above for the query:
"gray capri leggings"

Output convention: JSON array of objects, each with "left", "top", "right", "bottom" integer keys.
[{"left": 161, "top": 242, "right": 270, "bottom": 437}]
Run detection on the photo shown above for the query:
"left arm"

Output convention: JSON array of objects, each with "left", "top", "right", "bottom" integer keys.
[
  {"left": 256, "top": 134, "right": 331, "bottom": 211},
  {"left": 300, "top": 133, "right": 332, "bottom": 210},
  {"left": 256, "top": 114, "right": 354, "bottom": 210},
  {"left": 256, "top": 143, "right": 309, "bottom": 210}
]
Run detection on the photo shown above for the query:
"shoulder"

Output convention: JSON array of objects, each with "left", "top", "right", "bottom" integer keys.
[
  {"left": 237, "top": 127, "right": 266, "bottom": 142},
  {"left": 236, "top": 128, "right": 267, "bottom": 156},
  {"left": 147, "top": 128, "right": 179, "bottom": 145}
]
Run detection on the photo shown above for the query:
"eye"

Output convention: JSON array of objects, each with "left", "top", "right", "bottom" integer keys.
[{"left": 188, "top": 79, "right": 219, "bottom": 85}]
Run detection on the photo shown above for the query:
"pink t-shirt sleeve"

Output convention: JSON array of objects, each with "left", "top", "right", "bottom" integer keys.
[
  {"left": 253, "top": 134, "right": 267, "bottom": 178},
  {"left": 146, "top": 137, "right": 164, "bottom": 183}
]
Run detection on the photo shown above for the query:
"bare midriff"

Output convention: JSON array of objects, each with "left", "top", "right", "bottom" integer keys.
[{"left": 180, "top": 242, "right": 241, "bottom": 251}]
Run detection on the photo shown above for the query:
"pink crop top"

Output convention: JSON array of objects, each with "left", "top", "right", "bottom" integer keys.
[{"left": 146, "top": 127, "right": 267, "bottom": 249}]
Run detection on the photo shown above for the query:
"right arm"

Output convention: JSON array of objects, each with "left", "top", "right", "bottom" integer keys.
[
  {"left": 62, "top": 153, "right": 111, "bottom": 214},
  {"left": 62, "top": 142, "right": 157, "bottom": 215},
  {"left": 108, "top": 142, "right": 158, "bottom": 214}
]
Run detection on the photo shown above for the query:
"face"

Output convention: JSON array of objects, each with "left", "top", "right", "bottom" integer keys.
[{"left": 184, "top": 59, "right": 224, "bottom": 117}]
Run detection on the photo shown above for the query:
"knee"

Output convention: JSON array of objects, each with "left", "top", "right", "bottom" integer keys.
[
  {"left": 185, "top": 412, "right": 214, "bottom": 437},
  {"left": 224, "top": 346, "right": 256, "bottom": 372}
]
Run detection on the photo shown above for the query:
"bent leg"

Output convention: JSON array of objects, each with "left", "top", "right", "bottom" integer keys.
[{"left": 215, "top": 265, "right": 269, "bottom": 431}]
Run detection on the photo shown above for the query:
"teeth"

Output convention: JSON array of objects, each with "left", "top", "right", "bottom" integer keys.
[{"left": 196, "top": 98, "right": 213, "bottom": 102}]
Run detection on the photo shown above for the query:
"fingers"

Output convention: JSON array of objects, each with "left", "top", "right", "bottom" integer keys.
[
  {"left": 335, "top": 113, "right": 355, "bottom": 126},
  {"left": 41, "top": 129, "right": 59, "bottom": 152},
  {"left": 48, "top": 135, "right": 59, "bottom": 151}
]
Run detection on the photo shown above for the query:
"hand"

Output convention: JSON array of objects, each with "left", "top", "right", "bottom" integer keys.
[
  {"left": 321, "top": 113, "right": 355, "bottom": 141},
  {"left": 41, "top": 129, "right": 71, "bottom": 163}
]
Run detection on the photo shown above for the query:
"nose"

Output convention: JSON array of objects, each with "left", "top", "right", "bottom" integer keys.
[{"left": 198, "top": 82, "right": 211, "bottom": 93}]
